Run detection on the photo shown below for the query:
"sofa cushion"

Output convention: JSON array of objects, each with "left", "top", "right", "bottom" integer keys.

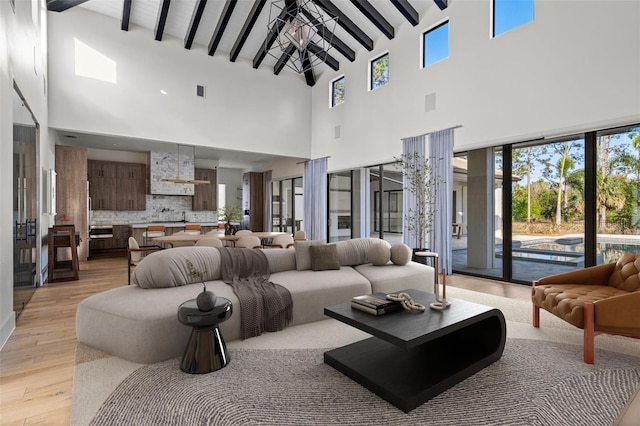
[
  {"left": 262, "top": 247, "right": 297, "bottom": 273},
  {"left": 390, "top": 243, "right": 412, "bottom": 265},
  {"left": 335, "top": 238, "right": 390, "bottom": 266},
  {"left": 270, "top": 267, "right": 371, "bottom": 325},
  {"left": 132, "top": 247, "right": 222, "bottom": 288},
  {"left": 294, "top": 240, "right": 326, "bottom": 271},
  {"left": 607, "top": 253, "right": 640, "bottom": 292},
  {"left": 368, "top": 243, "right": 391, "bottom": 266},
  {"left": 310, "top": 244, "right": 340, "bottom": 271},
  {"left": 355, "top": 262, "right": 434, "bottom": 294}
]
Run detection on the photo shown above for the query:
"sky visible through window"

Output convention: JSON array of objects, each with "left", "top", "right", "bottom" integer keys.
[
  {"left": 332, "top": 77, "right": 344, "bottom": 107},
  {"left": 494, "top": 0, "right": 534, "bottom": 37},
  {"left": 423, "top": 21, "right": 449, "bottom": 68}
]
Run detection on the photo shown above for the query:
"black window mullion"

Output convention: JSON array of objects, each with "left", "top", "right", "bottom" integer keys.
[
  {"left": 502, "top": 145, "right": 513, "bottom": 281},
  {"left": 584, "top": 131, "right": 597, "bottom": 267}
]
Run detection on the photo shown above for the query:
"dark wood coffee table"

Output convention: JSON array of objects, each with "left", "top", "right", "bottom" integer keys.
[{"left": 324, "top": 288, "right": 506, "bottom": 412}]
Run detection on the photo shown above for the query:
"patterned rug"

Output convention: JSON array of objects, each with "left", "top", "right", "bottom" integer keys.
[{"left": 71, "top": 288, "right": 640, "bottom": 425}]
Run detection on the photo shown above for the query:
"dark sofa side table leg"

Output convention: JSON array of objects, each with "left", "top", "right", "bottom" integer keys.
[{"left": 180, "top": 326, "right": 229, "bottom": 374}]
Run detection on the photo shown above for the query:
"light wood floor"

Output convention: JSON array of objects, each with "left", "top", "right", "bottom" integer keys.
[{"left": 0, "top": 256, "right": 531, "bottom": 425}]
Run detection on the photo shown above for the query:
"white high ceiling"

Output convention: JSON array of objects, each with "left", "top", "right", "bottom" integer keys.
[{"left": 56, "top": 0, "right": 434, "bottom": 168}]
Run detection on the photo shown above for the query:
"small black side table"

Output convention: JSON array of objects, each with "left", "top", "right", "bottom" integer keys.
[{"left": 177, "top": 297, "right": 232, "bottom": 374}]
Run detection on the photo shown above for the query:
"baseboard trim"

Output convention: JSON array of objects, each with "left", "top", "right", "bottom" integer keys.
[{"left": 0, "top": 312, "right": 16, "bottom": 350}]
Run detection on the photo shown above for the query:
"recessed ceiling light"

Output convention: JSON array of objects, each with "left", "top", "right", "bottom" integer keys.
[
  {"left": 160, "top": 89, "right": 167, "bottom": 95},
  {"left": 112, "top": 143, "right": 120, "bottom": 147}
]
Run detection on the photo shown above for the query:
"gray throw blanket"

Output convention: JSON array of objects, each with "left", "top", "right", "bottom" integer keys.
[{"left": 218, "top": 247, "right": 293, "bottom": 339}]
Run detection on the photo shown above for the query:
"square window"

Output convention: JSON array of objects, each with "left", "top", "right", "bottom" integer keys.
[
  {"left": 493, "top": 0, "right": 534, "bottom": 37},
  {"left": 423, "top": 21, "right": 449, "bottom": 68},
  {"left": 331, "top": 76, "right": 345, "bottom": 108},
  {"left": 370, "top": 53, "right": 389, "bottom": 91}
]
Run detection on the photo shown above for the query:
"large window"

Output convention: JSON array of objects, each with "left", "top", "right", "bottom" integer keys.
[
  {"left": 510, "top": 138, "right": 585, "bottom": 283},
  {"left": 493, "top": 0, "right": 534, "bottom": 37},
  {"left": 422, "top": 21, "right": 449, "bottom": 68},
  {"left": 369, "top": 53, "right": 389, "bottom": 91},
  {"left": 595, "top": 125, "right": 640, "bottom": 264},
  {"left": 331, "top": 76, "right": 344, "bottom": 108}
]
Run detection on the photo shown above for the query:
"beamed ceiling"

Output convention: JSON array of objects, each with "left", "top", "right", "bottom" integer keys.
[{"left": 47, "top": 0, "right": 446, "bottom": 87}]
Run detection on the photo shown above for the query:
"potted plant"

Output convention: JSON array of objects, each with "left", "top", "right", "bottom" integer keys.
[
  {"left": 217, "top": 204, "right": 243, "bottom": 235},
  {"left": 395, "top": 152, "right": 442, "bottom": 262}
]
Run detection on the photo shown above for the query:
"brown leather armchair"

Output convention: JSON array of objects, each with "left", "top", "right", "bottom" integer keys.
[{"left": 532, "top": 253, "right": 640, "bottom": 364}]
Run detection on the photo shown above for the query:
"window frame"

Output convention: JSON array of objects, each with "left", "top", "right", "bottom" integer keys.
[
  {"left": 491, "top": 0, "right": 535, "bottom": 38},
  {"left": 330, "top": 75, "right": 345, "bottom": 108},
  {"left": 421, "top": 19, "right": 450, "bottom": 69},
  {"left": 368, "top": 51, "right": 389, "bottom": 92}
]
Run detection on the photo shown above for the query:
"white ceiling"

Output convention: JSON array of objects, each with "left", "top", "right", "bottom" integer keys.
[{"left": 56, "top": 0, "right": 433, "bottom": 168}]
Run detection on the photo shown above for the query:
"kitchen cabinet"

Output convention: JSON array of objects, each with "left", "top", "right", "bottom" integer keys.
[
  {"left": 113, "top": 225, "right": 131, "bottom": 249},
  {"left": 192, "top": 168, "right": 217, "bottom": 211},
  {"left": 89, "top": 160, "right": 146, "bottom": 211},
  {"left": 116, "top": 163, "right": 146, "bottom": 210}
]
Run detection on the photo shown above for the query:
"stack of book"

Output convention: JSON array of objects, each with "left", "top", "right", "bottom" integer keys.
[{"left": 351, "top": 293, "right": 402, "bottom": 316}]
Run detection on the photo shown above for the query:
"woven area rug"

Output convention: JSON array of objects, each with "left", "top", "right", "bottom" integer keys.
[{"left": 71, "top": 287, "right": 640, "bottom": 425}]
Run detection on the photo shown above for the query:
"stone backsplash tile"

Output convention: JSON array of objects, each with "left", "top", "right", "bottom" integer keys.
[{"left": 90, "top": 194, "right": 216, "bottom": 225}]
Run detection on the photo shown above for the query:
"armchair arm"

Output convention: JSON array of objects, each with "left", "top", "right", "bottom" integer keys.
[
  {"left": 594, "top": 291, "right": 640, "bottom": 330},
  {"left": 537, "top": 262, "right": 616, "bottom": 286}
]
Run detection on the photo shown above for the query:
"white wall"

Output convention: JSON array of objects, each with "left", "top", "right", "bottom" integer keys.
[
  {"left": 47, "top": 7, "right": 313, "bottom": 160},
  {"left": 311, "top": 1, "right": 640, "bottom": 173},
  {"left": 1, "top": 0, "right": 53, "bottom": 348}
]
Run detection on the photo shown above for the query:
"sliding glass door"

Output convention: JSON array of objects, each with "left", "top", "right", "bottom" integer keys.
[
  {"left": 595, "top": 125, "right": 640, "bottom": 264},
  {"left": 328, "top": 171, "right": 352, "bottom": 242}
]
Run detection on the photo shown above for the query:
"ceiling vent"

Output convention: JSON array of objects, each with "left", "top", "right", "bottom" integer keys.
[{"left": 196, "top": 85, "right": 206, "bottom": 98}]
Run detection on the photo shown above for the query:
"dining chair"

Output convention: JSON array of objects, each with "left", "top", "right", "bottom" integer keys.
[
  {"left": 236, "top": 235, "right": 262, "bottom": 249},
  {"left": 143, "top": 225, "right": 165, "bottom": 245},
  {"left": 127, "top": 237, "right": 162, "bottom": 285},
  {"left": 195, "top": 238, "right": 223, "bottom": 248}
]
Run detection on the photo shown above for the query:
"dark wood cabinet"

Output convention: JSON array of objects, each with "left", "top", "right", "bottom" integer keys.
[
  {"left": 244, "top": 172, "right": 264, "bottom": 232},
  {"left": 89, "top": 160, "right": 146, "bottom": 211},
  {"left": 192, "top": 168, "right": 217, "bottom": 211},
  {"left": 116, "top": 163, "right": 146, "bottom": 210},
  {"left": 113, "top": 225, "right": 131, "bottom": 249}
]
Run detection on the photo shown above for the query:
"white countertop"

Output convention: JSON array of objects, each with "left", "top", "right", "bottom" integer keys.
[{"left": 130, "top": 222, "right": 219, "bottom": 228}]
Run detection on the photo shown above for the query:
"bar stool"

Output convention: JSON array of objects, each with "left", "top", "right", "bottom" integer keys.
[
  {"left": 143, "top": 225, "right": 165, "bottom": 245},
  {"left": 184, "top": 224, "right": 201, "bottom": 235}
]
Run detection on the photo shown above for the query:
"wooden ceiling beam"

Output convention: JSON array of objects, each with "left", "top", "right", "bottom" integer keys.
[
  {"left": 154, "top": 0, "right": 171, "bottom": 41},
  {"left": 301, "top": 50, "right": 316, "bottom": 86},
  {"left": 301, "top": 8, "right": 355, "bottom": 62},
  {"left": 121, "top": 0, "right": 132, "bottom": 31},
  {"left": 253, "top": 4, "right": 294, "bottom": 69},
  {"left": 47, "top": 0, "right": 89, "bottom": 12},
  {"left": 313, "top": 0, "right": 373, "bottom": 51},
  {"left": 185, "top": 0, "right": 208, "bottom": 49},
  {"left": 230, "top": 0, "right": 267, "bottom": 62},
  {"left": 390, "top": 0, "right": 419, "bottom": 26},
  {"left": 350, "top": 0, "right": 394, "bottom": 39},
  {"left": 434, "top": 0, "right": 448, "bottom": 11},
  {"left": 307, "top": 42, "right": 339, "bottom": 71},
  {"left": 274, "top": 45, "right": 297, "bottom": 75},
  {"left": 208, "top": 0, "right": 237, "bottom": 56}
]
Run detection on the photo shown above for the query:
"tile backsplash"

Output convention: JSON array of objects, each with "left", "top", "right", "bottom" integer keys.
[{"left": 90, "top": 194, "right": 217, "bottom": 225}]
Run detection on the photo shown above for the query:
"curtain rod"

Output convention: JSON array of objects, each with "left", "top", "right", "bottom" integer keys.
[
  {"left": 401, "top": 124, "right": 462, "bottom": 141},
  {"left": 296, "top": 155, "right": 331, "bottom": 165}
]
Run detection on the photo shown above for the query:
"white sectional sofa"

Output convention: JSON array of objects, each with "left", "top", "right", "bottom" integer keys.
[{"left": 76, "top": 238, "right": 434, "bottom": 364}]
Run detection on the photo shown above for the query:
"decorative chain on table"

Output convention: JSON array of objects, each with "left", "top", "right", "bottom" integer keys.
[{"left": 386, "top": 292, "right": 426, "bottom": 312}]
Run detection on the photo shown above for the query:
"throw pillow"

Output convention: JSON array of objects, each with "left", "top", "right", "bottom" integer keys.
[
  {"left": 390, "top": 243, "right": 412, "bottom": 265},
  {"left": 309, "top": 244, "right": 340, "bottom": 271},
  {"left": 368, "top": 243, "right": 391, "bottom": 266},
  {"left": 294, "top": 240, "right": 326, "bottom": 271}
]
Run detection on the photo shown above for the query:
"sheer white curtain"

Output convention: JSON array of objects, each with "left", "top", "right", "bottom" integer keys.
[
  {"left": 401, "top": 128, "right": 454, "bottom": 274},
  {"left": 426, "top": 128, "right": 454, "bottom": 274},
  {"left": 401, "top": 135, "right": 427, "bottom": 249},
  {"left": 303, "top": 157, "right": 328, "bottom": 241}
]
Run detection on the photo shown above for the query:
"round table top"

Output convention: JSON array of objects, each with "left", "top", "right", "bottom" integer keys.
[{"left": 177, "top": 296, "right": 232, "bottom": 328}]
